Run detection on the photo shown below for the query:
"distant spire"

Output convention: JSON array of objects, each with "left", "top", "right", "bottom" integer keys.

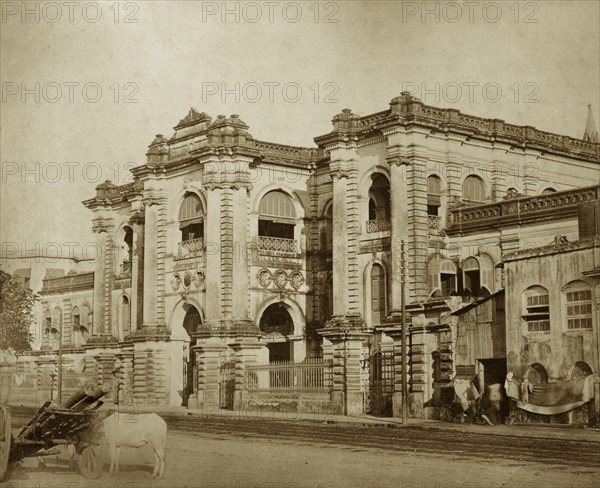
[{"left": 583, "top": 103, "right": 598, "bottom": 142}]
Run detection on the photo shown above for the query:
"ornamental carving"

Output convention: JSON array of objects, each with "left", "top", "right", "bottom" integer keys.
[
  {"left": 289, "top": 271, "right": 304, "bottom": 290},
  {"left": 258, "top": 269, "right": 272, "bottom": 288},
  {"left": 194, "top": 270, "right": 205, "bottom": 289},
  {"left": 170, "top": 274, "right": 181, "bottom": 292},
  {"left": 182, "top": 272, "right": 193, "bottom": 289},
  {"left": 274, "top": 270, "right": 288, "bottom": 288}
]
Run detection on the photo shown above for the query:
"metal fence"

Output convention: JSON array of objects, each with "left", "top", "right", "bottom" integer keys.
[{"left": 246, "top": 358, "right": 333, "bottom": 395}]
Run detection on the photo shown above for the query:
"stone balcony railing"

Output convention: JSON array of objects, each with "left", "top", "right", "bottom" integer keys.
[
  {"left": 258, "top": 236, "right": 299, "bottom": 256},
  {"left": 366, "top": 218, "right": 391, "bottom": 234},
  {"left": 176, "top": 238, "right": 204, "bottom": 260},
  {"left": 446, "top": 185, "right": 600, "bottom": 235},
  {"left": 40, "top": 272, "right": 94, "bottom": 294},
  {"left": 428, "top": 215, "right": 443, "bottom": 236}
]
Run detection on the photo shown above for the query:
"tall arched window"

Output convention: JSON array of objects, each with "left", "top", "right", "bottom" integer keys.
[
  {"left": 367, "top": 174, "right": 390, "bottom": 233},
  {"left": 427, "top": 175, "right": 442, "bottom": 216},
  {"left": 462, "top": 175, "right": 487, "bottom": 204},
  {"left": 371, "top": 263, "right": 386, "bottom": 325},
  {"left": 258, "top": 190, "right": 297, "bottom": 254},
  {"left": 523, "top": 286, "right": 550, "bottom": 332},
  {"left": 320, "top": 201, "right": 333, "bottom": 251},
  {"left": 428, "top": 257, "right": 457, "bottom": 297},
  {"left": 80, "top": 303, "right": 91, "bottom": 338},
  {"left": 178, "top": 193, "right": 204, "bottom": 258},
  {"left": 462, "top": 255, "right": 494, "bottom": 297},
  {"left": 564, "top": 280, "right": 592, "bottom": 330},
  {"left": 51, "top": 306, "right": 62, "bottom": 347}
]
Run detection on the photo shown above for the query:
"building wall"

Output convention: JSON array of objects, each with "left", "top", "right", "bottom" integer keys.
[{"left": 505, "top": 246, "right": 598, "bottom": 380}]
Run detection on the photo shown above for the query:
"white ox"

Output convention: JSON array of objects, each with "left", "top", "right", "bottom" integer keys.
[{"left": 101, "top": 412, "right": 167, "bottom": 479}]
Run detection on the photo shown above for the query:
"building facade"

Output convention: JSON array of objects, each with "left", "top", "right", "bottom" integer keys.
[{"left": 7, "top": 94, "right": 600, "bottom": 422}]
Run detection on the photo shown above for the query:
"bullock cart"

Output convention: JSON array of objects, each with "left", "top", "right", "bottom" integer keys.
[{"left": 0, "top": 381, "right": 112, "bottom": 481}]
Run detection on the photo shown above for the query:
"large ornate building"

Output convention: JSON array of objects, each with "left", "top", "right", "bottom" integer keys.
[{"left": 8, "top": 93, "right": 600, "bottom": 423}]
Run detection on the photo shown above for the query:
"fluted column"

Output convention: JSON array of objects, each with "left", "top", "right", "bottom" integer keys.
[
  {"left": 387, "top": 150, "right": 409, "bottom": 312},
  {"left": 129, "top": 209, "right": 145, "bottom": 331},
  {"left": 92, "top": 218, "right": 112, "bottom": 336},
  {"left": 141, "top": 191, "right": 166, "bottom": 330}
]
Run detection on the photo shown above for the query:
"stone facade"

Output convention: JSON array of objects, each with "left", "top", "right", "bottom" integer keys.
[{"left": 7, "top": 94, "right": 600, "bottom": 422}]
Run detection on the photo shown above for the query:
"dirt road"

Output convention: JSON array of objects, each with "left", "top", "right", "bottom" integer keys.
[{"left": 3, "top": 412, "right": 599, "bottom": 488}]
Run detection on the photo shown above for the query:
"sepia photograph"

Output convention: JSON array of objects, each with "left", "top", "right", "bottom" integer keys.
[{"left": 1, "top": 1, "right": 599, "bottom": 487}]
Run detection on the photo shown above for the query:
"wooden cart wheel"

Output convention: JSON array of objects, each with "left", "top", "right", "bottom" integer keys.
[
  {"left": 76, "top": 444, "right": 103, "bottom": 479},
  {"left": 0, "top": 405, "right": 11, "bottom": 481}
]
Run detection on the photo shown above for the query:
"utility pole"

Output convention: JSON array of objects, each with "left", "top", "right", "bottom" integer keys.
[
  {"left": 400, "top": 240, "right": 408, "bottom": 423},
  {"left": 57, "top": 324, "right": 62, "bottom": 405}
]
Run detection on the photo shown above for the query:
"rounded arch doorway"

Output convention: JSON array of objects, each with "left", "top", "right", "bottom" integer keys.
[
  {"left": 182, "top": 304, "right": 202, "bottom": 406},
  {"left": 259, "top": 302, "right": 294, "bottom": 362}
]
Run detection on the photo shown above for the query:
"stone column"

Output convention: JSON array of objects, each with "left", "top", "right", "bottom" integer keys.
[
  {"left": 142, "top": 196, "right": 159, "bottom": 327},
  {"left": 95, "top": 353, "right": 117, "bottom": 402},
  {"left": 129, "top": 209, "right": 145, "bottom": 331},
  {"left": 191, "top": 342, "right": 227, "bottom": 411},
  {"left": 320, "top": 331, "right": 369, "bottom": 416},
  {"left": 387, "top": 150, "right": 409, "bottom": 313},
  {"left": 115, "top": 349, "right": 134, "bottom": 405},
  {"left": 331, "top": 167, "right": 350, "bottom": 315},
  {"left": 203, "top": 183, "right": 222, "bottom": 325},
  {"left": 91, "top": 218, "right": 111, "bottom": 336},
  {"left": 230, "top": 341, "right": 269, "bottom": 412},
  {"left": 407, "top": 158, "right": 429, "bottom": 301}
]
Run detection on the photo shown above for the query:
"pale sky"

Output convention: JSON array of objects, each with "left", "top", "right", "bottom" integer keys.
[{"left": 1, "top": 0, "right": 599, "bottom": 260}]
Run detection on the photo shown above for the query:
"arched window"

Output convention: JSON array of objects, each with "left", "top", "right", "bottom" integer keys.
[
  {"left": 371, "top": 264, "right": 386, "bottom": 325},
  {"left": 179, "top": 193, "right": 204, "bottom": 242},
  {"left": 72, "top": 306, "right": 80, "bottom": 329},
  {"left": 258, "top": 191, "right": 297, "bottom": 253},
  {"left": 427, "top": 175, "right": 442, "bottom": 216},
  {"left": 320, "top": 202, "right": 333, "bottom": 251},
  {"left": 367, "top": 174, "right": 390, "bottom": 232},
  {"left": 121, "top": 296, "right": 131, "bottom": 334},
  {"left": 542, "top": 187, "right": 557, "bottom": 195},
  {"left": 564, "top": 281, "right": 592, "bottom": 330},
  {"left": 462, "top": 175, "right": 487, "bottom": 204},
  {"left": 428, "top": 257, "right": 457, "bottom": 297},
  {"left": 80, "top": 303, "right": 91, "bottom": 338},
  {"left": 569, "top": 361, "right": 593, "bottom": 379},
  {"left": 462, "top": 255, "right": 494, "bottom": 297},
  {"left": 259, "top": 303, "right": 294, "bottom": 362},
  {"left": 523, "top": 286, "right": 550, "bottom": 332},
  {"left": 183, "top": 306, "right": 201, "bottom": 337},
  {"left": 178, "top": 193, "right": 204, "bottom": 259},
  {"left": 526, "top": 363, "right": 548, "bottom": 384}
]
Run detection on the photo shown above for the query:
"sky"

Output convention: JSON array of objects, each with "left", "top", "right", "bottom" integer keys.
[{"left": 1, "top": 0, "right": 599, "bottom": 263}]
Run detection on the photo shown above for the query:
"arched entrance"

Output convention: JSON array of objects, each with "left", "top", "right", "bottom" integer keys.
[
  {"left": 182, "top": 305, "right": 201, "bottom": 406},
  {"left": 259, "top": 303, "right": 294, "bottom": 362}
]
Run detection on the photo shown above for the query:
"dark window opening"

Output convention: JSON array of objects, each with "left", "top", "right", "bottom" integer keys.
[
  {"left": 463, "top": 270, "right": 481, "bottom": 296},
  {"left": 427, "top": 205, "right": 439, "bottom": 217},
  {"left": 181, "top": 222, "right": 204, "bottom": 242},
  {"left": 259, "top": 219, "right": 294, "bottom": 239},
  {"left": 441, "top": 273, "right": 456, "bottom": 296}
]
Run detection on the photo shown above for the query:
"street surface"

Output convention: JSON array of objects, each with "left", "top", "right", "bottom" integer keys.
[{"left": 3, "top": 412, "right": 599, "bottom": 488}]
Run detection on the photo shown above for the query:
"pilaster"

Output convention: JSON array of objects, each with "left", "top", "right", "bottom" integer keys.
[{"left": 92, "top": 217, "right": 113, "bottom": 336}]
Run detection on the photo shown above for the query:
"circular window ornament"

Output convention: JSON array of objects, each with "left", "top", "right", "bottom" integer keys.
[
  {"left": 170, "top": 274, "right": 181, "bottom": 292},
  {"left": 258, "top": 269, "right": 272, "bottom": 288},
  {"left": 289, "top": 271, "right": 304, "bottom": 290},
  {"left": 274, "top": 270, "right": 288, "bottom": 288},
  {"left": 194, "top": 270, "right": 205, "bottom": 289},
  {"left": 183, "top": 272, "right": 192, "bottom": 289}
]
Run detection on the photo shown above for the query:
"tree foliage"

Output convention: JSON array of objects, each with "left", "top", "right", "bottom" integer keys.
[{"left": 0, "top": 269, "right": 34, "bottom": 352}]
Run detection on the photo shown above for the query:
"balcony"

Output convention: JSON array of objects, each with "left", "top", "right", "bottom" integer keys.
[
  {"left": 428, "top": 215, "right": 443, "bottom": 236},
  {"left": 177, "top": 238, "right": 204, "bottom": 260},
  {"left": 116, "top": 261, "right": 131, "bottom": 279},
  {"left": 40, "top": 272, "right": 94, "bottom": 294},
  {"left": 258, "top": 236, "right": 299, "bottom": 257},
  {"left": 446, "top": 185, "right": 600, "bottom": 236},
  {"left": 366, "top": 219, "right": 391, "bottom": 234}
]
